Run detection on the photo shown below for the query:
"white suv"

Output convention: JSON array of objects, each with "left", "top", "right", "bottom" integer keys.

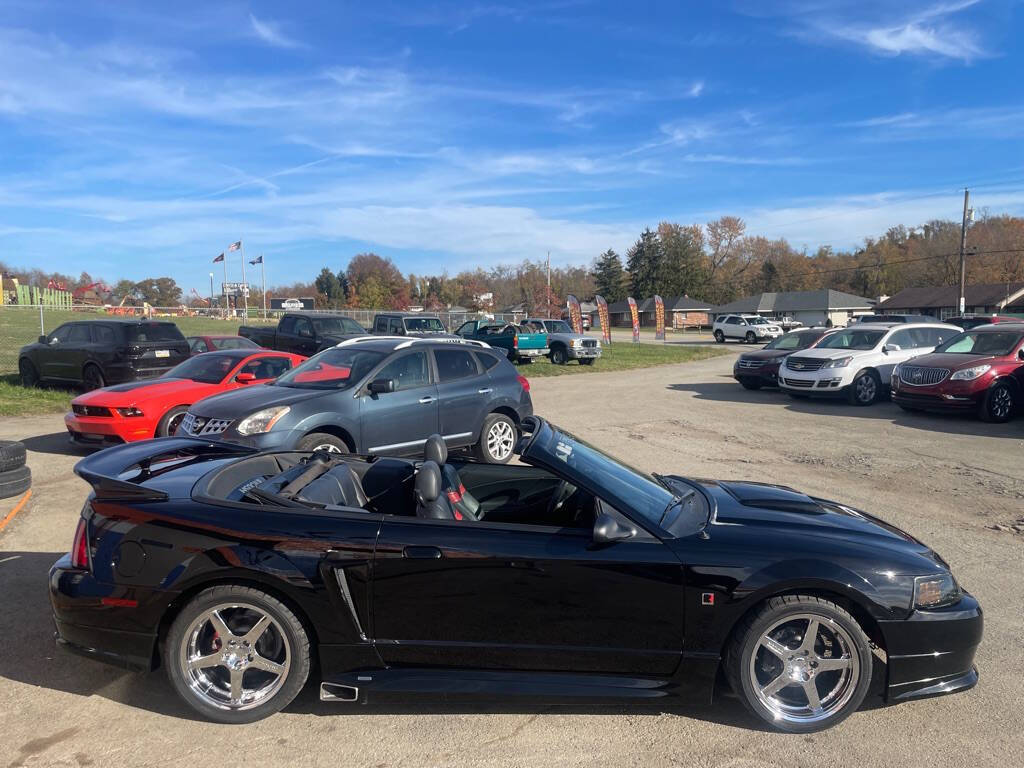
[
  {"left": 713, "top": 314, "right": 783, "bottom": 343},
  {"left": 778, "top": 322, "right": 960, "bottom": 405}
]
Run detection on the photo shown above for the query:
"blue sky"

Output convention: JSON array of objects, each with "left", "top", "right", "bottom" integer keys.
[{"left": 1, "top": 0, "right": 1022, "bottom": 294}]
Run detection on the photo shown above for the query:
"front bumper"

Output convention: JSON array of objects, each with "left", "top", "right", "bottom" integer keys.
[
  {"left": 65, "top": 411, "right": 153, "bottom": 444},
  {"left": 778, "top": 364, "right": 856, "bottom": 395},
  {"left": 891, "top": 377, "right": 986, "bottom": 411},
  {"left": 568, "top": 346, "right": 602, "bottom": 360},
  {"left": 880, "top": 592, "right": 983, "bottom": 703},
  {"left": 733, "top": 362, "right": 781, "bottom": 384}
]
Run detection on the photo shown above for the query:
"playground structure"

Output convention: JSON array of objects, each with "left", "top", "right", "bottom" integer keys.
[{"left": 1, "top": 275, "right": 74, "bottom": 308}]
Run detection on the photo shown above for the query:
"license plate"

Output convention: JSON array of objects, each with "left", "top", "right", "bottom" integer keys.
[{"left": 155, "top": 350, "right": 170, "bottom": 358}]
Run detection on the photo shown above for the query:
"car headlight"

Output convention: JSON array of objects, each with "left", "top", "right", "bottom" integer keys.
[
  {"left": 571, "top": 338, "right": 583, "bottom": 347},
  {"left": 822, "top": 356, "right": 853, "bottom": 369},
  {"left": 950, "top": 364, "right": 991, "bottom": 381},
  {"left": 913, "top": 573, "right": 961, "bottom": 609},
  {"left": 116, "top": 407, "right": 144, "bottom": 417},
  {"left": 235, "top": 406, "right": 290, "bottom": 435},
  {"left": 892, "top": 364, "right": 902, "bottom": 380}
]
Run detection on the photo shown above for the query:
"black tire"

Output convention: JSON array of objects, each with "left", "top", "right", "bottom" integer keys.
[
  {"left": 475, "top": 412, "right": 517, "bottom": 464},
  {"left": 0, "top": 440, "right": 26, "bottom": 472},
  {"left": 156, "top": 405, "right": 191, "bottom": 438},
  {"left": 82, "top": 364, "right": 105, "bottom": 392},
  {"left": 164, "top": 584, "right": 311, "bottom": 724},
  {"left": 549, "top": 346, "right": 568, "bottom": 365},
  {"left": 978, "top": 382, "right": 1015, "bottom": 423},
  {"left": 19, "top": 358, "right": 39, "bottom": 388},
  {"left": 739, "top": 377, "right": 762, "bottom": 391},
  {"left": 714, "top": 330, "right": 725, "bottom": 343},
  {"left": 0, "top": 465, "right": 31, "bottom": 500},
  {"left": 725, "top": 595, "right": 872, "bottom": 733},
  {"left": 745, "top": 331, "right": 756, "bottom": 344},
  {"left": 846, "top": 370, "right": 880, "bottom": 406},
  {"left": 579, "top": 357, "right": 596, "bottom": 366},
  {"left": 296, "top": 432, "right": 349, "bottom": 454}
]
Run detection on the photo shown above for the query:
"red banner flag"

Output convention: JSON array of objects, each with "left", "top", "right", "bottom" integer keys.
[
  {"left": 595, "top": 295, "right": 611, "bottom": 345},
  {"left": 628, "top": 297, "right": 640, "bottom": 343},
  {"left": 654, "top": 295, "right": 666, "bottom": 341},
  {"left": 566, "top": 294, "right": 583, "bottom": 335}
]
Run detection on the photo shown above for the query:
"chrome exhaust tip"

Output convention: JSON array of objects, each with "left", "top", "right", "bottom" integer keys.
[{"left": 319, "top": 682, "right": 359, "bottom": 702}]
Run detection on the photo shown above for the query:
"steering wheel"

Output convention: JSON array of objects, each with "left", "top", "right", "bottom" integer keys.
[{"left": 546, "top": 480, "right": 577, "bottom": 519}]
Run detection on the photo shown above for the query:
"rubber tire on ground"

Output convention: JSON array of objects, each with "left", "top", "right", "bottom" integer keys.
[
  {"left": 714, "top": 330, "right": 725, "bottom": 343},
  {"left": 0, "top": 465, "right": 31, "bottom": 500},
  {"left": 475, "top": 412, "right": 517, "bottom": 464},
  {"left": 579, "top": 357, "right": 596, "bottom": 366},
  {"left": 846, "top": 370, "right": 881, "bottom": 406},
  {"left": 0, "top": 440, "right": 27, "bottom": 473},
  {"left": 164, "top": 584, "right": 311, "bottom": 724},
  {"left": 550, "top": 346, "right": 568, "bottom": 365},
  {"left": 978, "top": 382, "right": 1015, "bottom": 423},
  {"left": 296, "top": 432, "right": 349, "bottom": 454},
  {"left": 19, "top": 358, "right": 39, "bottom": 388},
  {"left": 724, "top": 594, "right": 872, "bottom": 734},
  {"left": 739, "top": 377, "right": 762, "bottom": 391},
  {"left": 82, "top": 364, "right": 105, "bottom": 392},
  {"left": 745, "top": 331, "right": 756, "bottom": 343},
  {"left": 156, "top": 405, "right": 191, "bottom": 438}
]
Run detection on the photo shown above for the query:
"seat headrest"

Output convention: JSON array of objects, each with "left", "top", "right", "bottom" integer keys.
[
  {"left": 415, "top": 461, "right": 442, "bottom": 503},
  {"left": 424, "top": 434, "right": 447, "bottom": 465}
]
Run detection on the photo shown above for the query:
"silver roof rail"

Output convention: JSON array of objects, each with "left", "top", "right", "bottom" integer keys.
[
  {"left": 394, "top": 337, "right": 491, "bottom": 350},
  {"left": 336, "top": 335, "right": 404, "bottom": 347}
]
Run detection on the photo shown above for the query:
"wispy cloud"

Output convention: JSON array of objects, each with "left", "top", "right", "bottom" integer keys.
[{"left": 249, "top": 13, "right": 303, "bottom": 49}]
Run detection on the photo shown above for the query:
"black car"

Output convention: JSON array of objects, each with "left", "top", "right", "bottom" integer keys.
[
  {"left": 19, "top": 319, "right": 190, "bottom": 390},
  {"left": 733, "top": 328, "right": 836, "bottom": 389},
  {"left": 51, "top": 417, "right": 981, "bottom": 731},
  {"left": 177, "top": 337, "right": 532, "bottom": 463}
]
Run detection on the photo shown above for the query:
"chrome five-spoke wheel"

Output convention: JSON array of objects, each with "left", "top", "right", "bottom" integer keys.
[{"left": 487, "top": 420, "right": 515, "bottom": 462}]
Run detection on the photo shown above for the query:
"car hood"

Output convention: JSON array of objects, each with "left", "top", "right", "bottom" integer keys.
[
  {"left": 72, "top": 378, "right": 220, "bottom": 406},
  {"left": 188, "top": 383, "right": 330, "bottom": 418},
  {"left": 901, "top": 352, "right": 1005, "bottom": 370},
  {"left": 784, "top": 347, "right": 874, "bottom": 360},
  {"left": 737, "top": 349, "right": 791, "bottom": 362}
]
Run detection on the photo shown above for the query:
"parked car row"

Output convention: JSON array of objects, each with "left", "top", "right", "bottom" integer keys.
[{"left": 734, "top": 322, "right": 1024, "bottom": 422}]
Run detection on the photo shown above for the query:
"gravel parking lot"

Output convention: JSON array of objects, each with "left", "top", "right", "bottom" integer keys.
[{"left": 1, "top": 348, "right": 1022, "bottom": 768}]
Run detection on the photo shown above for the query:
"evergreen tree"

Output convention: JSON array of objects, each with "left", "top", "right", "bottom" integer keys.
[
  {"left": 315, "top": 267, "right": 343, "bottom": 306},
  {"left": 657, "top": 222, "right": 706, "bottom": 297},
  {"left": 626, "top": 228, "right": 661, "bottom": 298},
  {"left": 592, "top": 249, "right": 627, "bottom": 302}
]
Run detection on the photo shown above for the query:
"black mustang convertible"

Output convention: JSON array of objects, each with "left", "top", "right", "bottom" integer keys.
[{"left": 50, "top": 417, "right": 981, "bottom": 732}]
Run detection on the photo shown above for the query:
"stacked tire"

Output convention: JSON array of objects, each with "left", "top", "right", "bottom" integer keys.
[{"left": 0, "top": 441, "right": 31, "bottom": 500}]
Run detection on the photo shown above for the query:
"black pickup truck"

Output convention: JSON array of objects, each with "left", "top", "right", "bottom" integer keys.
[{"left": 238, "top": 313, "right": 367, "bottom": 356}]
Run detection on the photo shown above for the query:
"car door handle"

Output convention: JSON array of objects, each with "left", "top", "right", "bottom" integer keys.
[
  {"left": 477, "top": 388, "right": 492, "bottom": 394},
  {"left": 403, "top": 546, "right": 442, "bottom": 559},
  {"left": 418, "top": 396, "right": 435, "bottom": 404}
]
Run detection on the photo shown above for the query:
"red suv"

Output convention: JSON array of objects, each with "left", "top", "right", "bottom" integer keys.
[
  {"left": 891, "top": 323, "right": 1024, "bottom": 422},
  {"left": 944, "top": 315, "right": 1020, "bottom": 330}
]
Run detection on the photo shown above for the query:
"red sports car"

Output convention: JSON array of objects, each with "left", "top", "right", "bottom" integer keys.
[{"left": 65, "top": 349, "right": 305, "bottom": 445}]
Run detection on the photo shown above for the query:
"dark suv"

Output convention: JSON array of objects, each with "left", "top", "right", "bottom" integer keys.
[
  {"left": 178, "top": 337, "right": 533, "bottom": 463},
  {"left": 19, "top": 319, "right": 189, "bottom": 390}
]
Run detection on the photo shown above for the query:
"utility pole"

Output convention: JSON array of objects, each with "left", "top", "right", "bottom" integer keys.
[
  {"left": 958, "top": 188, "right": 970, "bottom": 315},
  {"left": 546, "top": 251, "right": 551, "bottom": 314}
]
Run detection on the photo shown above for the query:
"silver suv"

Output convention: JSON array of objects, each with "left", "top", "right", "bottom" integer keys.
[
  {"left": 523, "top": 318, "right": 601, "bottom": 365},
  {"left": 713, "top": 314, "right": 783, "bottom": 343}
]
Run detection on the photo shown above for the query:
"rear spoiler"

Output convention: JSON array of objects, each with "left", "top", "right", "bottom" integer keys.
[{"left": 74, "top": 438, "right": 257, "bottom": 502}]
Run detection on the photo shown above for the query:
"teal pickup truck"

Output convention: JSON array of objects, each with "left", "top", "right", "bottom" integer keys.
[{"left": 454, "top": 320, "right": 549, "bottom": 364}]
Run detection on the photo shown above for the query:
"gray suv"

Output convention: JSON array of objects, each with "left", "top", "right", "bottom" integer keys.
[{"left": 177, "top": 337, "right": 533, "bottom": 463}]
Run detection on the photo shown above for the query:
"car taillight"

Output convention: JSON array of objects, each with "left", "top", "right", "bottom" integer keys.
[
  {"left": 71, "top": 518, "right": 89, "bottom": 569},
  {"left": 516, "top": 375, "right": 530, "bottom": 392},
  {"left": 513, "top": 335, "right": 519, "bottom": 349}
]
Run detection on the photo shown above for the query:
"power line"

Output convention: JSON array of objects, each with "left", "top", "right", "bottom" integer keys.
[{"left": 776, "top": 246, "right": 1024, "bottom": 280}]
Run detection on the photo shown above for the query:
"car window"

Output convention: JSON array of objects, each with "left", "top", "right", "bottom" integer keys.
[
  {"left": 434, "top": 348, "right": 480, "bottom": 381},
  {"left": 374, "top": 317, "right": 389, "bottom": 332},
  {"left": 817, "top": 329, "right": 885, "bottom": 350},
  {"left": 765, "top": 332, "right": 809, "bottom": 350},
  {"left": 279, "top": 316, "right": 297, "bottom": 334},
  {"left": 212, "top": 337, "right": 257, "bottom": 350},
  {"left": 279, "top": 348, "right": 385, "bottom": 389},
  {"left": 388, "top": 318, "right": 404, "bottom": 334},
  {"left": 888, "top": 328, "right": 917, "bottom": 349},
  {"left": 405, "top": 317, "right": 445, "bottom": 332},
  {"left": 67, "top": 324, "right": 92, "bottom": 343},
  {"left": 374, "top": 351, "right": 430, "bottom": 390},
  {"left": 48, "top": 325, "right": 72, "bottom": 343},
  {"left": 164, "top": 354, "right": 238, "bottom": 384},
  {"left": 294, "top": 317, "right": 313, "bottom": 338},
  {"left": 474, "top": 351, "right": 500, "bottom": 371},
  {"left": 239, "top": 355, "right": 293, "bottom": 380},
  {"left": 725, "top": 317, "right": 738, "bottom": 325},
  {"left": 938, "top": 331, "right": 1024, "bottom": 356},
  {"left": 126, "top": 323, "right": 184, "bottom": 342},
  {"left": 455, "top": 321, "right": 475, "bottom": 336},
  {"left": 92, "top": 324, "right": 117, "bottom": 344}
]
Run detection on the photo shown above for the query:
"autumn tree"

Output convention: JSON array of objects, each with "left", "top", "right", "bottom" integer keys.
[{"left": 345, "top": 253, "right": 409, "bottom": 309}]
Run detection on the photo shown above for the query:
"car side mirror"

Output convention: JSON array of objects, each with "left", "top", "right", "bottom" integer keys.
[
  {"left": 49, "top": 336, "right": 59, "bottom": 345},
  {"left": 38, "top": 335, "right": 47, "bottom": 344},
  {"left": 368, "top": 378, "right": 395, "bottom": 395},
  {"left": 235, "top": 372, "right": 257, "bottom": 384},
  {"left": 592, "top": 511, "right": 636, "bottom": 545},
  {"left": 1019, "top": 348, "right": 1024, "bottom": 360},
  {"left": 883, "top": 343, "right": 901, "bottom": 353}
]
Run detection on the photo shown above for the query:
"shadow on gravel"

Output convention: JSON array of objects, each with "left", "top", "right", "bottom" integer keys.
[
  {"left": 20, "top": 432, "right": 95, "bottom": 457},
  {"left": 667, "top": 380, "right": 1023, "bottom": 439},
  {"left": 2, "top": 551, "right": 893, "bottom": 730}
]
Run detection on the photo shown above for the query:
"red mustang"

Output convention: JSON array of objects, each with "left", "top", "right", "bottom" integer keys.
[{"left": 65, "top": 349, "right": 305, "bottom": 445}]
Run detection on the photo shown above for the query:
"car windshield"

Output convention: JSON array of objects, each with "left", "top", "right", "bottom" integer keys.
[
  {"left": 275, "top": 348, "right": 385, "bottom": 389},
  {"left": 765, "top": 332, "right": 817, "bottom": 350},
  {"left": 748, "top": 317, "right": 769, "bottom": 325},
  {"left": 211, "top": 337, "right": 258, "bottom": 350},
  {"left": 816, "top": 329, "right": 884, "bottom": 350},
  {"left": 405, "top": 317, "right": 445, "bottom": 332},
  {"left": 935, "top": 330, "right": 1024, "bottom": 356},
  {"left": 311, "top": 316, "right": 366, "bottom": 335},
  {"left": 126, "top": 323, "right": 184, "bottom": 342},
  {"left": 162, "top": 354, "right": 238, "bottom": 384},
  {"left": 527, "top": 423, "right": 709, "bottom": 536}
]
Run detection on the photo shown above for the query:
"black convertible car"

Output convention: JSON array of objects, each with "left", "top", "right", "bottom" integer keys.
[{"left": 50, "top": 417, "right": 981, "bottom": 732}]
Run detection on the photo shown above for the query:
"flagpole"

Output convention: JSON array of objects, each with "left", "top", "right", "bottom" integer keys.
[
  {"left": 222, "top": 257, "right": 228, "bottom": 319},
  {"left": 261, "top": 255, "right": 267, "bottom": 320},
  {"left": 239, "top": 240, "right": 248, "bottom": 319}
]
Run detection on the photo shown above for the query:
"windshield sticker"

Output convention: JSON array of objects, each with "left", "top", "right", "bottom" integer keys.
[{"left": 555, "top": 441, "right": 573, "bottom": 462}]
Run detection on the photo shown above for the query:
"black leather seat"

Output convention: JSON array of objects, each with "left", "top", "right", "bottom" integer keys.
[
  {"left": 414, "top": 461, "right": 458, "bottom": 520},
  {"left": 424, "top": 434, "right": 480, "bottom": 520},
  {"left": 297, "top": 462, "right": 369, "bottom": 508}
]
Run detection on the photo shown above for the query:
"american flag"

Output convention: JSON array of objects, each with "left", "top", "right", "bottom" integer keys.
[
  {"left": 212, "top": 253, "right": 225, "bottom": 263},
  {"left": 249, "top": 255, "right": 263, "bottom": 265},
  {"left": 228, "top": 241, "right": 242, "bottom": 252}
]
